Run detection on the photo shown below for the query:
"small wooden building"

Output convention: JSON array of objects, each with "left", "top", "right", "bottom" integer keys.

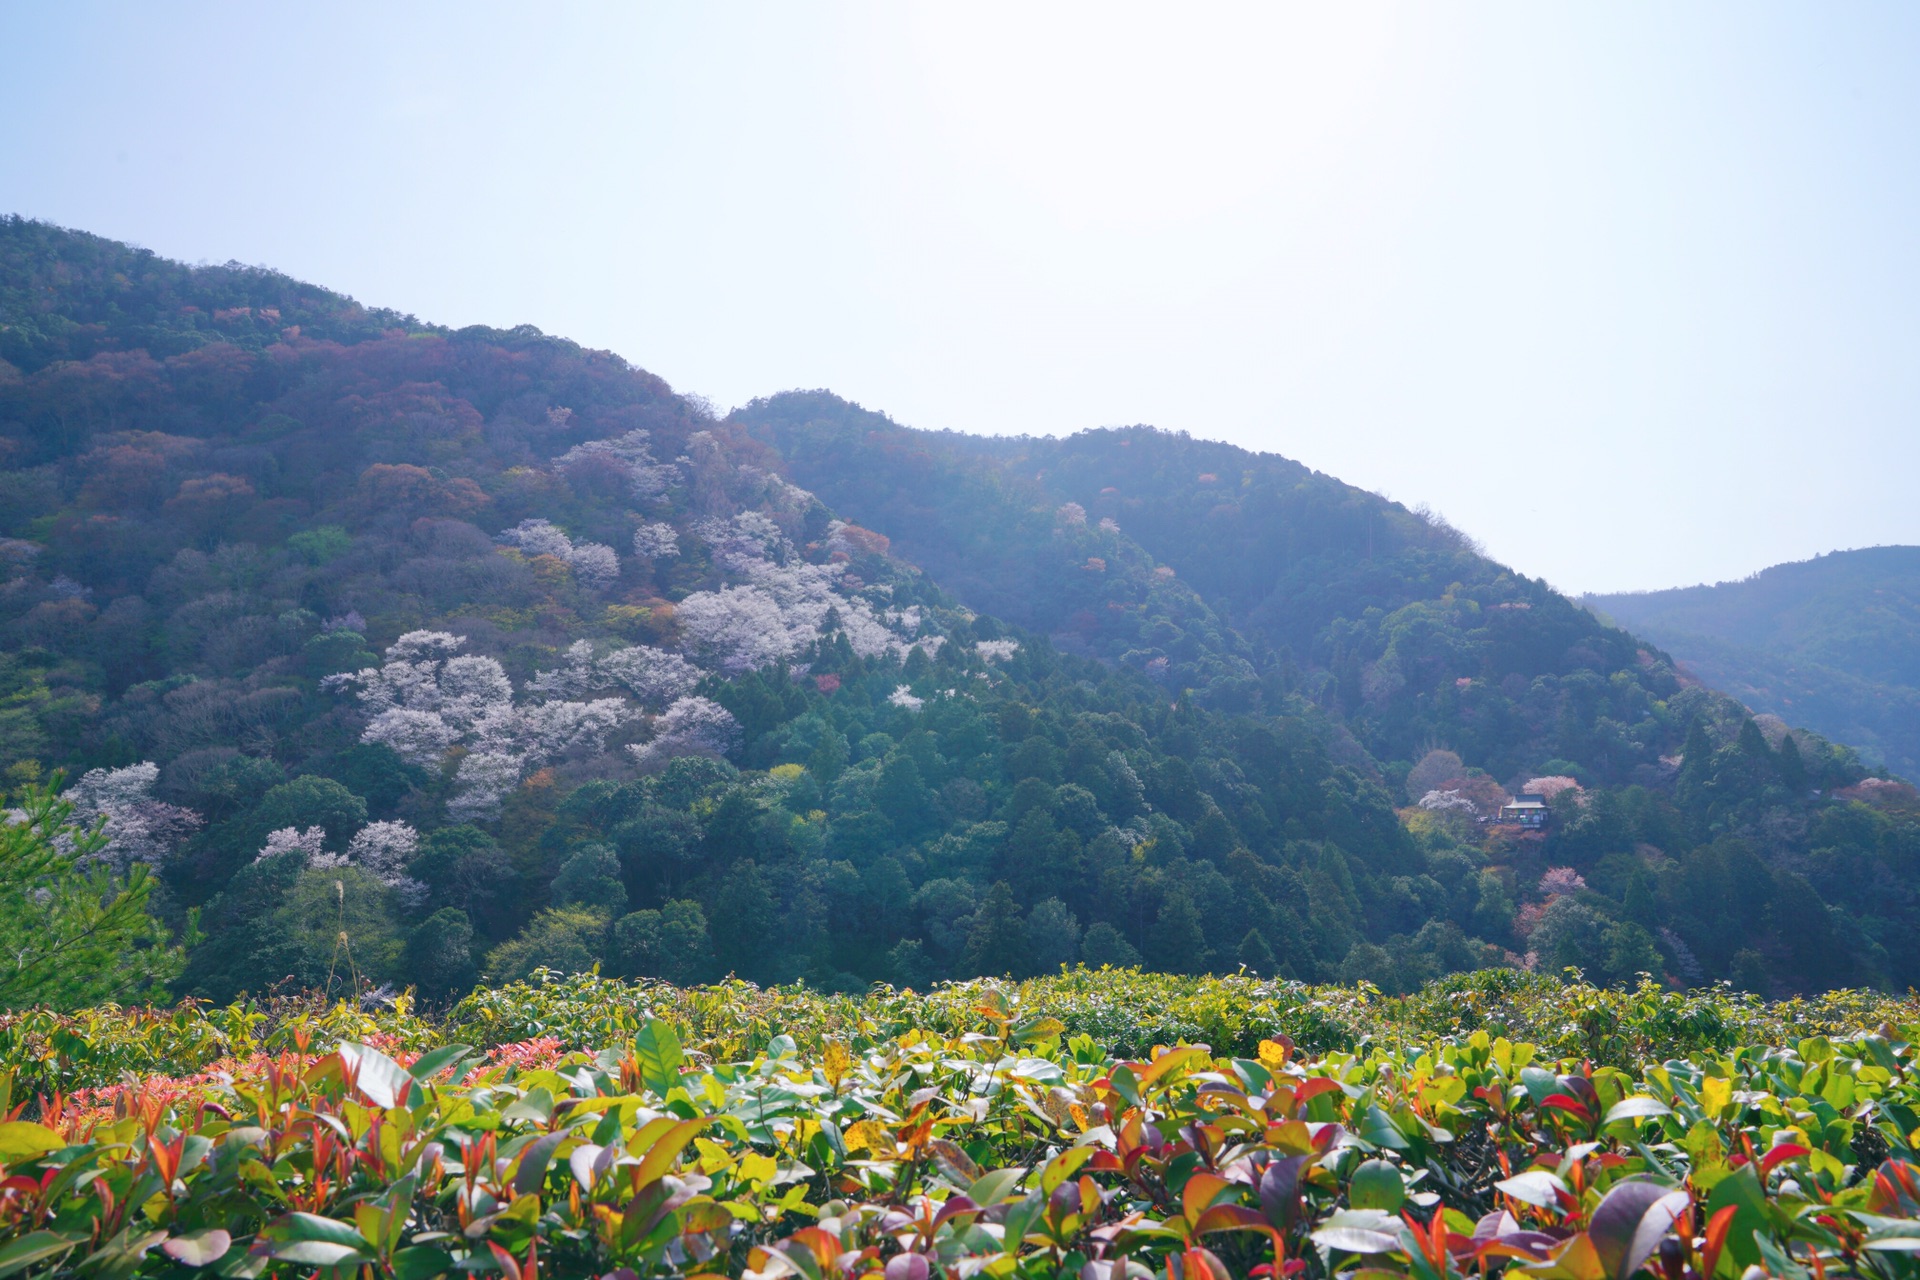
[{"left": 1501, "top": 794, "right": 1549, "bottom": 828}]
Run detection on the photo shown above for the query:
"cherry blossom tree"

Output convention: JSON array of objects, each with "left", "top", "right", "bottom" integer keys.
[
  {"left": 255, "top": 826, "right": 327, "bottom": 863},
  {"left": 332, "top": 631, "right": 632, "bottom": 822},
  {"left": 64, "top": 762, "right": 201, "bottom": 873},
  {"left": 629, "top": 696, "right": 740, "bottom": 767},
  {"left": 632, "top": 522, "right": 680, "bottom": 559},
  {"left": 597, "top": 644, "right": 700, "bottom": 706},
  {"left": 566, "top": 542, "right": 621, "bottom": 592},
  {"left": 496, "top": 520, "right": 620, "bottom": 592},
  {"left": 1539, "top": 866, "right": 1588, "bottom": 896},
  {"left": 551, "top": 430, "right": 677, "bottom": 500}
]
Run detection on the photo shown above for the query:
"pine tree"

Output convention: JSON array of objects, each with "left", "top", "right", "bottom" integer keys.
[
  {"left": 1148, "top": 890, "right": 1209, "bottom": 975},
  {"left": 965, "top": 881, "right": 1028, "bottom": 977},
  {"left": 1776, "top": 733, "right": 1809, "bottom": 793},
  {"left": 1236, "top": 927, "right": 1277, "bottom": 976},
  {"left": 1675, "top": 719, "right": 1716, "bottom": 810},
  {"left": 874, "top": 754, "right": 932, "bottom": 836}
]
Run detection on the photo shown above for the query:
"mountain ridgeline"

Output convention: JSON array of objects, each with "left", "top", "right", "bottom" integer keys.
[
  {"left": 1587, "top": 547, "right": 1920, "bottom": 781},
  {"left": 0, "top": 216, "right": 1911, "bottom": 1008}
]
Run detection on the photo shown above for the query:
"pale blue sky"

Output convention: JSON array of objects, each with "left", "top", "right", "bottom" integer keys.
[{"left": 3, "top": 3, "right": 1917, "bottom": 593}]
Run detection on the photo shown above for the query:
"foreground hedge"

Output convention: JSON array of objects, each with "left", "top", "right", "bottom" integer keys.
[
  {"left": 6, "top": 968, "right": 1918, "bottom": 1104},
  {"left": 2, "top": 971, "right": 1920, "bottom": 1276}
]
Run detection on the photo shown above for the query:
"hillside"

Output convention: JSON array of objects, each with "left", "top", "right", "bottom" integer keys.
[
  {"left": 2, "top": 217, "right": 1917, "bottom": 1006},
  {"left": 1587, "top": 547, "right": 1920, "bottom": 778}
]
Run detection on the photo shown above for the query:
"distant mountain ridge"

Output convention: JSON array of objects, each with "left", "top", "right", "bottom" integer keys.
[
  {"left": 2, "top": 215, "right": 1914, "bottom": 1002},
  {"left": 1586, "top": 547, "right": 1920, "bottom": 778}
]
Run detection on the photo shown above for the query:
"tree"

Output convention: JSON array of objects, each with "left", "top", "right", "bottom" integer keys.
[
  {"left": 1147, "top": 890, "right": 1209, "bottom": 975},
  {"left": 1025, "top": 897, "right": 1082, "bottom": 972},
  {"left": 484, "top": 907, "right": 606, "bottom": 983},
  {"left": 405, "top": 907, "right": 477, "bottom": 1003},
  {"left": 965, "top": 881, "right": 1028, "bottom": 977},
  {"left": 0, "top": 781, "right": 185, "bottom": 1009},
  {"left": 261, "top": 866, "right": 406, "bottom": 994},
  {"left": 411, "top": 825, "right": 521, "bottom": 940},
  {"left": 710, "top": 860, "right": 779, "bottom": 981},
  {"left": 1405, "top": 749, "right": 1466, "bottom": 802},
  {"left": 1236, "top": 927, "right": 1277, "bottom": 976},
  {"left": 551, "top": 842, "right": 628, "bottom": 917},
  {"left": 251, "top": 776, "right": 368, "bottom": 852},
  {"left": 609, "top": 899, "right": 714, "bottom": 985},
  {"left": 874, "top": 754, "right": 932, "bottom": 836},
  {"left": 1080, "top": 922, "right": 1141, "bottom": 968}
]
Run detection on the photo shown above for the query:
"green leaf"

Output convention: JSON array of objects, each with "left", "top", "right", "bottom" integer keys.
[
  {"left": 1040, "top": 1146, "right": 1095, "bottom": 1195},
  {"left": 407, "top": 1044, "right": 472, "bottom": 1082},
  {"left": 967, "top": 1166, "right": 1027, "bottom": 1206},
  {"left": 1348, "top": 1159, "right": 1406, "bottom": 1212},
  {"left": 1010, "top": 1014, "right": 1066, "bottom": 1045},
  {"left": 1358, "top": 1104, "right": 1410, "bottom": 1151},
  {"left": 1002, "top": 1191, "right": 1045, "bottom": 1255},
  {"left": 515, "top": 1130, "right": 569, "bottom": 1197},
  {"left": 0, "top": 1121, "right": 65, "bottom": 1164},
  {"left": 267, "top": 1213, "right": 369, "bottom": 1249},
  {"left": 0, "top": 1231, "right": 82, "bottom": 1279},
  {"left": 1706, "top": 1164, "right": 1768, "bottom": 1270},
  {"left": 268, "top": 1241, "right": 369, "bottom": 1267},
  {"left": 634, "top": 1019, "right": 684, "bottom": 1097},
  {"left": 391, "top": 1245, "right": 456, "bottom": 1280},
  {"left": 1604, "top": 1096, "right": 1672, "bottom": 1124}
]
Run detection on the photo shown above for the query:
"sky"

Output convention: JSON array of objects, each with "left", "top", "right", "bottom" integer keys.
[{"left": 3, "top": 3, "right": 1918, "bottom": 594}]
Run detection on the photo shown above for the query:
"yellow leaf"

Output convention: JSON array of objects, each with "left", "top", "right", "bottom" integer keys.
[
  {"left": 738, "top": 1151, "right": 778, "bottom": 1186},
  {"left": 1258, "top": 1040, "right": 1291, "bottom": 1071},
  {"left": 693, "top": 1137, "right": 736, "bottom": 1175},
  {"left": 1701, "top": 1076, "right": 1732, "bottom": 1118},
  {"left": 823, "top": 1041, "right": 852, "bottom": 1088},
  {"left": 0, "top": 1121, "right": 64, "bottom": 1165},
  {"left": 843, "top": 1120, "right": 894, "bottom": 1155}
]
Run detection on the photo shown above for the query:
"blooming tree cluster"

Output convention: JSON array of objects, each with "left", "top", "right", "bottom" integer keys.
[
  {"left": 631, "top": 522, "right": 679, "bottom": 560},
  {"left": 257, "top": 826, "right": 326, "bottom": 862},
  {"left": 628, "top": 696, "right": 740, "bottom": 767},
  {"left": 528, "top": 640, "right": 701, "bottom": 706},
  {"left": 674, "top": 512, "right": 921, "bottom": 673},
  {"left": 975, "top": 639, "right": 1020, "bottom": 663},
  {"left": 64, "top": 762, "right": 202, "bottom": 873},
  {"left": 887, "top": 685, "right": 924, "bottom": 713},
  {"left": 495, "top": 519, "right": 621, "bottom": 592},
  {"left": 252, "top": 819, "right": 428, "bottom": 907},
  {"left": 324, "top": 430, "right": 964, "bottom": 812},
  {"left": 1417, "top": 789, "right": 1478, "bottom": 816},
  {"left": 329, "top": 632, "right": 628, "bottom": 821},
  {"left": 551, "top": 429, "right": 677, "bottom": 500},
  {"left": 1539, "top": 866, "right": 1589, "bottom": 896}
]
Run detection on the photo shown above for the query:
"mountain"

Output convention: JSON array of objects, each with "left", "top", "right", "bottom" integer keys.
[
  {"left": 1587, "top": 547, "right": 1920, "bottom": 779},
  {"left": 2, "top": 216, "right": 1914, "bottom": 1005}
]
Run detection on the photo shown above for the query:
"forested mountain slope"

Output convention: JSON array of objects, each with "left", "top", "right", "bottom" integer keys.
[
  {"left": 0, "top": 217, "right": 1914, "bottom": 1006},
  {"left": 1588, "top": 547, "right": 1920, "bottom": 779}
]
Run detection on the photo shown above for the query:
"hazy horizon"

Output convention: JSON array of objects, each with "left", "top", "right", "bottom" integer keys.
[{"left": 5, "top": 3, "right": 1918, "bottom": 594}]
